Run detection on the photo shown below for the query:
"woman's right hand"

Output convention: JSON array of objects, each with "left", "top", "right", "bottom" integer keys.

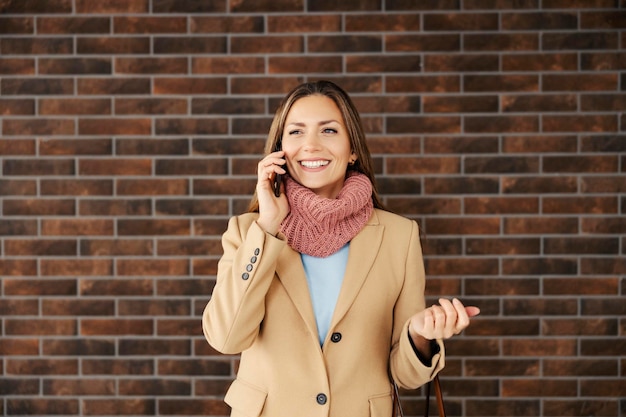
[{"left": 256, "top": 151, "right": 289, "bottom": 235}]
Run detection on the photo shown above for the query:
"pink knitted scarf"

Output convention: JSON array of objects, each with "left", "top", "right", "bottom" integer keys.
[{"left": 280, "top": 172, "right": 374, "bottom": 258}]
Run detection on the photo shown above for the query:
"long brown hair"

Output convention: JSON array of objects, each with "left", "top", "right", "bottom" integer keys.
[{"left": 248, "top": 80, "right": 384, "bottom": 212}]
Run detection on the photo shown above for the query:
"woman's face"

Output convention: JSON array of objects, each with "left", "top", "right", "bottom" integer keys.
[{"left": 281, "top": 95, "right": 356, "bottom": 199}]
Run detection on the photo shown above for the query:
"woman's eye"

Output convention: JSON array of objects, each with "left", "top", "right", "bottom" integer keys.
[
  {"left": 288, "top": 129, "right": 302, "bottom": 135},
  {"left": 322, "top": 128, "right": 337, "bottom": 134}
]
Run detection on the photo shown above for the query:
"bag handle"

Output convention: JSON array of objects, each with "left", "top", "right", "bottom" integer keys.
[{"left": 392, "top": 374, "right": 446, "bottom": 417}]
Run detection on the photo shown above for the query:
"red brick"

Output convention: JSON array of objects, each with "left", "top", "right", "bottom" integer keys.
[
  {"left": 155, "top": 117, "right": 228, "bottom": 135},
  {"left": 79, "top": 118, "right": 151, "bottom": 136},
  {"left": 465, "top": 359, "right": 540, "bottom": 376},
  {"left": 0, "top": 58, "right": 35, "bottom": 75},
  {"left": 118, "top": 299, "right": 191, "bottom": 316},
  {"left": 192, "top": 15, "right": 264, "bottom": 33},
  {"left": 0, "top": 17, "right": 34, "bottom": 34},
  {"left": 581, "top": 51, "right": 626, "bottom": 71},
  {"left": 155, "top": 159, "right": 228, "bottom": 176},
  {"left": 156, "top": 278, "right": 215, "bottom": 296},
  {"left": 75, "top": 0, "right": 148, "bottom": 13},
  {"left": 231, "top": 35, "right": 303, "bottom": 53},
  {"left": 0, "top": 339, "right": 39, "bottom": 357},
  {"left": 465, "top": 278, "right": 540, "bottom": 296},
  {"left": 116, "top": 258, "right": 189, "bottom": 276},
  {"left": 0, "top": 98, "right": 35, "bottom": 115},
  {"left": 543, "top": 31, "right": 618, "bottom": 50},
  {"left": 504, "top": 217, "right": 579, "bottom": 235},
  {"left": 424, "top": 12, "right": 498, "bottom": 31},
  {"left": 1, "top": 37, "right": 72, "bottom": 54},
  {"left": 153, "top": 0, "right": 225, "bottom": 13},
  {"left": 79, "top": 158, "right": 152, "bottom": 175},
  {"left": 542, "top": 318, "right": 618, "bottom": 336},
  {"left": 77, "top": 77, "right": 151, "bottom": 95},
  {"left": 158, "top": 399, "right": 230, "bottom": 416},
  {"left": 41, "top": 179, "right": 113, "bottom": 196},
  {"left": 39, "top": 139, "right": 112, "bottom": 155},
  {"left": 156, "top": 198, "right": 229, "bottom": 216},
  {"left": 117, "top": 219, "right": 190, "bottom": 236},
  {"left": 80, "top": 279, "right": 153, "bottom": 296},
  {"left": 543, "top": 358, "right": 617, "bottom": 377},
  {"left": 502, "top": 135, "right": 577, "bottom": 153},
  {"left": 41, "top": 219, "right": 114, "bottom": 236},
  {"left": 116, "top": 179, "right": 189, "bottom": 195},
  {"left": 81, "top": 319, "right": 153, "bottom": 335},
  {"left": 6, "top": 399, "right": 79, "bottom": 416},
  {"left": 114, "top": 16, "right": 186, "bottom": 34},
  {"left": 80, "top": 239, "right": 153, "bottom": 256},
  {"left": 3, "top": 118, "right": 75, "bottom": 136},
  {"left": 39, "top": 58, "right": 112, "bottom": 75},
  {"left": 79, "top": 199, "right": 152, "bottom": 216},
  {"left": 115, "top": 57, "right": 187, "bottom": 74},
  {"left": 502, "top": 379, "right": 577, "bottom": 397},
  {"left": 82, "top": 359, "right": 154, "bottom": 375},
  {"left": 501, "top": 11, "right": 578, "bottom": 30},
  {"left": 5, "top": 239, "right": 77, "bottom": 256},
  {"left": 3, "top": 199, "right": 75, "bottom": 216},
  {"left": 4, "top": 279, "right": 76, "bottom": 296},
  {"left": 37, "top": 17, "right": 110, "bottom": 34},
  {"left": 269, "top": 56, "right": 342, "bottom": 74},
  {"left": 115, "top": 98, "right": 188, "bottom": 115},
  {"left": 0, "top": 179, "right": 37, "bottom": 195},
  {"left": 424, "top": 95, "right": 497, "bottom": 113},
  {"left": 502, "top": 338, "right": 577, "bottom": 356},
  {"left": 503, "top": 52, "right": 578, "bottom": 71},
  {"left": 157, "top": 239, "right": 222, "bottom": 256},
  {"left": 154, "top": 36, "right": 227, "bottom": 54},
  {"left": 44, "top": 378, "right": 115, "bottom": 396},
  {"left": 82, "top": 399, "right": 155, "bottom": 416},
  {"left": 41, "top": 259, "right": 113, "bottom": 276},
  {"left": 5, "top": 319, "right": 76, "bottom": 336},
  {"left": 42, "top": 339, "right": 115, "bottom": 356}
]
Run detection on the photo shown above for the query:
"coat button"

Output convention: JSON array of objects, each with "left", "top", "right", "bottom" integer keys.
[
  {"left": 316, "top": 393, "right": 327, "bottom": 405},
  {"left": 254, "top": 248, "right": 260, "bottom": 255},
  {"left": 241, "top": 273, "right": 249, "bottom": 280},
  {"left": 330, "top": 332, "right": 342, "bottom": 343},
  {"left": 246, "top": 264, "right": 253, "bottom": 272},
  {"left": 250, "top": 256, "right": 257, "bottom": 263}
]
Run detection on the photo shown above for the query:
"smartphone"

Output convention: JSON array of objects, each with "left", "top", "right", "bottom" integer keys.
[{"left": 271, "top": 142, "right": 283, "bottom": 197}]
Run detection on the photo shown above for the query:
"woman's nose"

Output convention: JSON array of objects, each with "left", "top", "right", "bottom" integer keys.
[{"left": 302, "top": 132, "right": 322, "bottom": 150}]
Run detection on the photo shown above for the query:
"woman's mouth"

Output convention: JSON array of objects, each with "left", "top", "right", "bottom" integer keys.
[{"left": 300, "top": 160, "right": 329, "bottom": 169}]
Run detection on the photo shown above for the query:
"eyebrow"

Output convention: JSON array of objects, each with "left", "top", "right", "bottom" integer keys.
[{"left": 286, "top": 119, "right": 340, "bottom": 127}]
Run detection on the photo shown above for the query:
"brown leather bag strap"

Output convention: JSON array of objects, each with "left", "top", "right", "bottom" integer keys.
[
  {"left": 392, "top": 379, "right": 404, "bottom": 417},
  {"left": 433, "top": 375, "right": 447, "bottom": 417},
  {"left": 423, "top": 375, "right": 446, "bottom": 417},
  {"left": 393, "top": 374, "right": 446, "bottom": 417}
]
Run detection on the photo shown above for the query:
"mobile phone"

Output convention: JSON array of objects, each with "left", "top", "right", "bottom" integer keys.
[
  {"left": 272, "top": 172, "right": 282, "bottom": 197},
  {"left": 271, "top": 142, "right": 283, "bottom": 197}
]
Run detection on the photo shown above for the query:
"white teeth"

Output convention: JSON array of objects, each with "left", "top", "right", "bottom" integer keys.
[{"left": 300, "top": 160, "right": 329, "bottom": 168}]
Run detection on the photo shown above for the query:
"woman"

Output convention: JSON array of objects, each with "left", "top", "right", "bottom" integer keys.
[{"left": 202, "top": 80, "right": 479, "bottom": 417}]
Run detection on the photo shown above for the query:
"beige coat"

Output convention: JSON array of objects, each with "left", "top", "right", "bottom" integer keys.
[{"left": 202, "top": 209, "right": 444, "bottom": 417}]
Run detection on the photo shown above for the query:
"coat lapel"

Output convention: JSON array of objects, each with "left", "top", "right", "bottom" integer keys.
[
  {"left": 274, "top": 211, "right": 384, "bottom": 345},
  {"left": 275, "top": 245, "right": 319, "bottom": 339},
  {"left": 329, "top": 211, "right": 383, "bottom": 330}
]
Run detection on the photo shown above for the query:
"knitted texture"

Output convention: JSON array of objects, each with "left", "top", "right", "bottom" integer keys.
[{"left": 280, "top": 172, "right": 374, "bottom": 258}]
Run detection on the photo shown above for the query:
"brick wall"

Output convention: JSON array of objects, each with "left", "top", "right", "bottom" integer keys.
[{"left": 0, "top": 1, "right": 624, "bottom": 416}]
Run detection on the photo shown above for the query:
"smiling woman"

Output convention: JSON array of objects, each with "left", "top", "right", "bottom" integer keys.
[{"left": 201, "top": 80, "right": 479, "bottom": 417}]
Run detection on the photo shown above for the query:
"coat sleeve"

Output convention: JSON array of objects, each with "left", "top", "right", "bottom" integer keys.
[
  {"left": 389, "top": 219, "right": 445, "bottom": 389},
  {"left": 202, "top": 215, "right": 286, "bottom": 354}
]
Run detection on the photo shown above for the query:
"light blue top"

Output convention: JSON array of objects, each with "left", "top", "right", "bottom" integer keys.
[{"left": 301, "top": 243, "right": 350, "bottom": 346}]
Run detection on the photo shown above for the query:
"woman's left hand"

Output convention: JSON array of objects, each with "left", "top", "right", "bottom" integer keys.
[{"left": 409, "top": 298, "right": 480, "bottom": 342}]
